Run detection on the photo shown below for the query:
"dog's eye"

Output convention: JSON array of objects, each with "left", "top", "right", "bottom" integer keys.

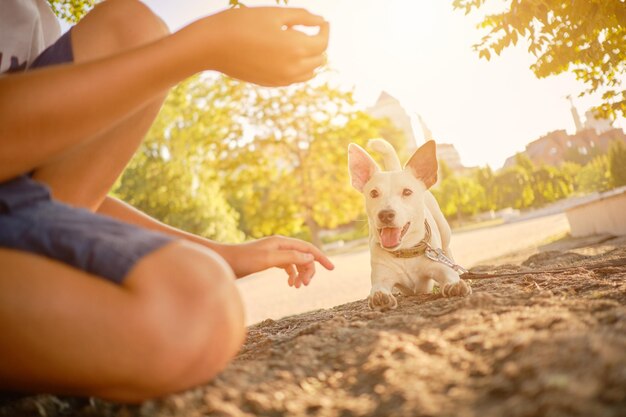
[
  {"left": 402, "top": 188, "right": 413, "bottom": 197},
  {"left": 370, "top": 189, "right": 379, "bottom": 198}
]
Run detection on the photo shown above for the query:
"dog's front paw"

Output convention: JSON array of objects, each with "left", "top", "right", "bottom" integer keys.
[
  {"left": 441, "top": 280, "right": 472, "bottom": 297},
  {"left": 368, "top": 290, "right": 398, "bottom": 311}
]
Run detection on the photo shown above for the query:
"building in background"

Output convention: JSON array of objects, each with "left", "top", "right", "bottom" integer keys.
[
  {"left": 568, "top": 95, "right": 613, "bottom": 135},
  {"left": 503, "top": 128, "right": 626, "bottom": 168},
  {"left": 584, "top": 110, "right": 613, "bottom": 134},
  {"left": 504, "top": 100, "right": 626, "bottom": 168},
  {"left": 367, "top": 91, "right": 470, "bottom": 174},
  {"left": 417, "top": 113, "right": 467, "bottom": 174},
  {"left": 568, "top": 95, "right": 585, "bottom": 133},
  {"left": 367, "top": 91, "right": 418, "bottom": 153},
  {"left": 436, "top": 143, "right": 465, "bottom": 172}
]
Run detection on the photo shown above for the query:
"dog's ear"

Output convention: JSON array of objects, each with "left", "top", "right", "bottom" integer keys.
[
  {"left": 348, "top": 143, "right": 380, "bottom": 192},
  {"left": 404, "top": 140, "right": 438, "bottom": 189}
]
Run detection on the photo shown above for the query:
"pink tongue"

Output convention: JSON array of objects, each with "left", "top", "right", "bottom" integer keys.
[{"left": 380, "top": 227, "right": 402, "bottom": 248}]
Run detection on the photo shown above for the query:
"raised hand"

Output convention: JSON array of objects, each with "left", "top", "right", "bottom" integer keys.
[{"left": 187, "top": 7, "right": 329, "bottom": 86}]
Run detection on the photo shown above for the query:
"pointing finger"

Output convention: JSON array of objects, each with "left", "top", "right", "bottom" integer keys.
[
  {"left": 277, "top": 238, "right": 335, "bottom": 270},
  {"left": 269, "top": 249, "right": 314, "bottom": 268}
]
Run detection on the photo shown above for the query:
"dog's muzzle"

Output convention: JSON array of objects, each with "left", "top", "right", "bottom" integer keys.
[{"left": 378, "top": 222, "right": 411, "bottom": 249}]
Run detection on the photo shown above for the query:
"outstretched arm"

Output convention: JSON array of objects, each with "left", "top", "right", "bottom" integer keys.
[
  {"left": 98, "top": 196, "right": 334, "bottom": 286},
  {"left": 0, "top": 7, "right": 328, "bottom": 182}
]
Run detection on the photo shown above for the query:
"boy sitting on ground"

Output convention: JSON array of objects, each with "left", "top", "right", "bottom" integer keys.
[{"left": 0, "top": 0, "right": 332, "bottom": 402}]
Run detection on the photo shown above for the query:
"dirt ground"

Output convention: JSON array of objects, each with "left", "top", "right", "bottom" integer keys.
[{"left": 2, "top": 235, "right": 626, "bottom": 417}]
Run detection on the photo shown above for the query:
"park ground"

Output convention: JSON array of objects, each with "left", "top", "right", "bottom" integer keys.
[
  {"left": 1, "top": 213, "right": 625, "bottom": 416},
  {"left": 238, "top": 212, "right": 571, "bottom": 325}
]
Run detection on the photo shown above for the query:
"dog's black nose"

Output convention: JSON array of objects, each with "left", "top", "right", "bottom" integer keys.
[{"left": 378, "top": 209, "right": 396, "bottom": 224}]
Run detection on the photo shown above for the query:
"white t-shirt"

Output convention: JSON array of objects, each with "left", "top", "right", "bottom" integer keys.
[{"left": 0, "top": 0, "right": 61, "bottom": 73}]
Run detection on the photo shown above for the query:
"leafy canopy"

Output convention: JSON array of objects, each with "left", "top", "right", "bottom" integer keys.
[
  {"left": 608, "top": 140, "right": 626, "bottom": 187},
  {"left": 220, "top": 78, "right": 405, "bottom": 247},
  {"left": 46, "top": 0, "right": 286, "bottom": 22},
  {"left": 453, "top": 0, "right": 626, "bottom": 118},
  {"left": 112, "top": 75, "right": 246, "bottom": 243},
  {"left": 47, "top": 0, "right": 96, "bottom": 23}
]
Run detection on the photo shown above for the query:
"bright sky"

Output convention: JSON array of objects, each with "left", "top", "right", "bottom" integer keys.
[{"left": 142, "top": 0, "right": 625, "bottom": 169}]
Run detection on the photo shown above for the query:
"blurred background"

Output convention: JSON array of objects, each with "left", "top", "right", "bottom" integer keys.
[
  {"left": 50, "top": 0, "right": 626, "bottom": 322},
  {"left": 49, "top": 0, "right": 626, "bottom": 245}
]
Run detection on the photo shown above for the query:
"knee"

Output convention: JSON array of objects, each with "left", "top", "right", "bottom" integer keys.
[
  {"left": 83, "top": 0, "right": 170, "bottom": 48},
  {"left": 118, "top": 242, "right": 245, "bottom": 402}
]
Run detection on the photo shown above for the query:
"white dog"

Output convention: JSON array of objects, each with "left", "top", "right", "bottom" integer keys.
[{"left": 348, "top": 139, "right": 472, "bottom": 310}]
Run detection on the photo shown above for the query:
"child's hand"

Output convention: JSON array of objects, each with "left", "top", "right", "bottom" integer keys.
[
  {"left": 189, "top": 7, "right": 329, "bottom": 86},
  {"left": 222, "top": 236, "right": 334, "bottom": 287}
]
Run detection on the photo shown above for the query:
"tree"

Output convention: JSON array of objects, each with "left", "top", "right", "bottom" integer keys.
[
  {"left": 112, "top": 75, "right": 246, "bottom": 243},
  {"left": 530, "top": 165, "right": 572, "bottom": 206},
  {"left": 474, "top": 165, "right": 497, "bottom": 211},
  {"left": 47, "top": 0, "right": 97, "bottom": 22},
  {"left": 438, "top": 159, "right": 454, "bottom": 181},
  {"left": 608, "top": 140, "right": 626, "bottom": 187},
  {"left": 46, "top": 0, "right": 265, "bottom": 22},
  {"left": 514, "top": 152, "right": 535, "bottom": 175},
  {"left": 492, "top": 166, "right": 534, "bottom": 209},
  {"left": 221, "top": 79, "right": 406, "bottom": 247},
  {"left": 575, "top": 154, "right": 612, "bottom": 193},
  {"left": 432, "top": 175, "right": 486, "bottom": 221},
  {"left": 560, "top": 161, "right": 583, "bottom": 191},
  {"left": 46, "top": 0, "right": 406, "bottom": 247},
  {"left": 563, "top": 143, "right": 603, "bottom": 166},
  {"left": 453, "top": 0, "right": 626, "bottom": 118},
  {"left": 513, "top": 152, "right": 573, "bottom": 206}
]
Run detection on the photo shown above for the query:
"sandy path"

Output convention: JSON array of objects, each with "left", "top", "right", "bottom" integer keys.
[
  {"left": 237, "top": 213, "right": 570, "bottom": 325},
  {"left": 4, "top": 231, "right": 624, "bottom": 417}
]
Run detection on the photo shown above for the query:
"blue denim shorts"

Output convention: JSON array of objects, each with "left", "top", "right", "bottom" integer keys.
[{"left": 0, "top": 30, "right": 174, "bottom": 284}]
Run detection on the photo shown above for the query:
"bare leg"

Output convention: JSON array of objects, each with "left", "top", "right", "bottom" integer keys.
[
  {"left": 32, "top": 0, "right": 170, "bottom": 210},
  {"left": 0, "top": 241, "right": 245, "bottom": 402}
]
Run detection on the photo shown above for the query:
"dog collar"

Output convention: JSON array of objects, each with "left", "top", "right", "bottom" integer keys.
[{"left": 386, "top": 220, "right": 432, "bottom": 258}]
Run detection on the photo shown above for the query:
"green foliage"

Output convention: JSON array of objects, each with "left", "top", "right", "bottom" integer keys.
[
  {"left": 560, "top": 161, "right": 583, "bottom": 191},
  {"left": 608, "top": 140, "right": 626, "bottom": 187},
  {"left": 107, "top": 71, "right": 404, "bottom": 247},
  {"left": 453, "top": 0, "right": 626, "bottom": 119},
  {"left": 438, "top": 160, "right": 454, "bottom": 181},
  {"left": 474, "top": 165, "right": 496, "bottom": 211},
  {"left": 432, "top": 142, "right": 623, "bottom": 226},
  {"left": 530, "top": 165, "right": 572, "bottom": 206},
  {"left": 47, "top": 0, "right": 97, "bottom": 23},
  {"left": 46, "top": 0, "right": 287, "bottom": 22},
  {"left": 575, "top": 154, "right": 612, "bottom": 193},
  {"left": 112, "top": 76, "right": 245, "bottom": 243},
  {"left": 221, "top": 79, "right": 405, "bottom": 247},
  {"left": 563, "top": 143, "right": 603, "bottom": 165},
  {"left": 491, "top": 165, "right": 535, "bottom": 209},
  {"left": 508, "top": 153, "right": 574, "bottom": 208},
  {"left": 514, "top": 152, "right": 535, "bottom": 174},
  {"left": 432, "top": 175, "right": 486, "bottom": 220}
]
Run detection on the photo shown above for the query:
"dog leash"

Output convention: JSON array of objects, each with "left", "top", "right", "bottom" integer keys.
[
  {"left": 387, "top": 221, "right": 469, "bottom": 274},
  {"left": 386, "top": 222, "right": 626, "bottom": 279},
  {"left": 420, "top": 244, "right": 626, "bottom": 280},
  {"left": 459, "top": 257, "right": 626, "bottom": 280},
  {"left": 424, "top": 244, "right": 468, "bottom": 274}
]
